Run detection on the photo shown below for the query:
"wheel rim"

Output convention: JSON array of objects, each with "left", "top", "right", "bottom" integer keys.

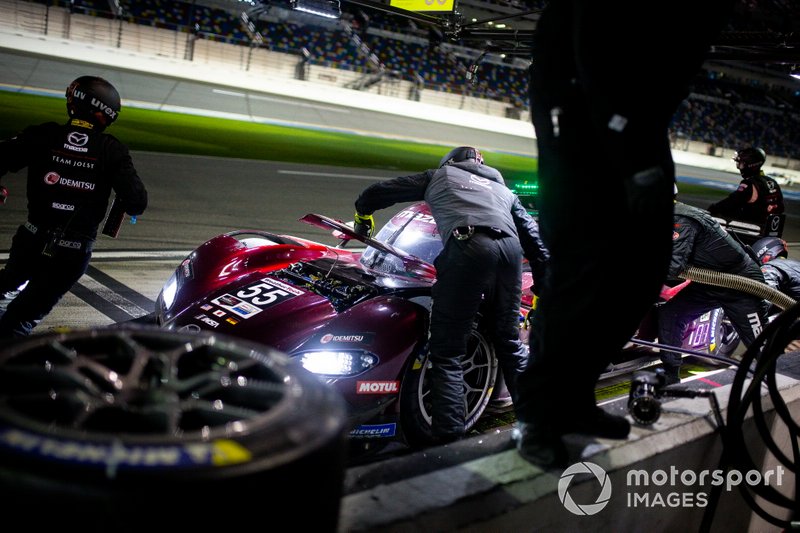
[
  {"left": 0, "top": 328, "right": 303, "bottom": 444},
  {"left": 416, "top": 329, "right": 495, "bottom": 427}
]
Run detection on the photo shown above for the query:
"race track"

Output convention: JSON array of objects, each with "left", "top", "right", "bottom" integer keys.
[{"left": 2, "top": 151, "right": 798, "bottom": 334}]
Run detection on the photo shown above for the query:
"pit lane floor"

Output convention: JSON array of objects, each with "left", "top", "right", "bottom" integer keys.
[{"left": 2, "top": 218, "right": 794, "bottom": 530}]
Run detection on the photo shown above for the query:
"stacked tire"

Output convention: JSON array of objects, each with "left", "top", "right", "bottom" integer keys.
[{"left": 0, "top": 326, "right": 348, "bottom": 531}]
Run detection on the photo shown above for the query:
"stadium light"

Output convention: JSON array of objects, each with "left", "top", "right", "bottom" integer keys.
[
  {"left": 291, "top": 0, "right": 341, "bottom": 19},
  {"left": 791, "top": 65, "right": 800, "bottom": 81}
]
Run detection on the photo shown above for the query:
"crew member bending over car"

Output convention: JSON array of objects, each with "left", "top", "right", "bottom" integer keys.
[
  {"left": 708, "top": 146, "right": 784, "bottom": 227},
  {"left": 658, "top": 198, "right": 769, "bottom": 385},
  {"left": 353, "top": 146, "right": 549, "bottom": 443},
  {"left": 753, "top": 237, "right": 800, "bottom": 303},
  {"left": 754, "top": 237, "right": 800, "bottom": 352},
  {"left": 0, "top": 76, "right": 147, "bottom": 339}
]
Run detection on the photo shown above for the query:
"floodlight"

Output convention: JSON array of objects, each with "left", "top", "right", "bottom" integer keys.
[{"left": 291, "top": 0, "right": 341, "bottom": 19}]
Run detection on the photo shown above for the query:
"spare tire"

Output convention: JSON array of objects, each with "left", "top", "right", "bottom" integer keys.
[{"left": 0, "top": 325, "right": 348, "bottom": 531}]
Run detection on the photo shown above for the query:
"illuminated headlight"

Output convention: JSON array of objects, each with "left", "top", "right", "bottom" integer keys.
[
  {"left": 160, "top": 273, "right": 178, "bottom": 310},
  {"left": 299, "top": 351, "right": 378, "bottom": 376}
]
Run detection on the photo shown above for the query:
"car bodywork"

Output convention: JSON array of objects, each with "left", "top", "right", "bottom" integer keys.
[{"left": 155, "top": 202, "right": 736, "bottom": 448}]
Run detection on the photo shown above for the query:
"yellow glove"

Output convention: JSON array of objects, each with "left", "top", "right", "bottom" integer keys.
[{"left": 354, "top": 212, "right": 375, "bottom": 238}]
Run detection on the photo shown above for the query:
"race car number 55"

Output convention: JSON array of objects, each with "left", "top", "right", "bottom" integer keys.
[{"left": 236, "top": 278, "right": 304, "bottom": 307}]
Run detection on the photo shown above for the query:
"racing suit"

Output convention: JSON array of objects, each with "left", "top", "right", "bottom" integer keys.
[
  {"left": 761, "top": 257, "right": 800, "bottom": 302},
  {"left": 355, "top": 161, "right": 549, "bottom": 441},
  {"left": 0, "top": 119, "right": 147, "bottom": 338},
  {"left": 658, "top": 202, "right": 768, "bottom": 382},
  {"left": 708, "top": 171, "right": 784, "bottom": 225}
]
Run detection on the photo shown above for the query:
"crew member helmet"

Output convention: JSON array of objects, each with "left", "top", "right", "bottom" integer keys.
[
  {"left": 752, "top": 236, "right": 788, "bottom": 264},
  {"left": 439, "top": 146, "right": 484, "bottom": 167},
  {"left": 65, "top": 76, "right": 121, "bottom": 130},
  {"left": 733, "top": 147, "right": 766, "bottom": 172}
]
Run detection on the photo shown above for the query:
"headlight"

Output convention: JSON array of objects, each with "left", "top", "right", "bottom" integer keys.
[
  {"left": 298, "top": 351, "right": 378, "bottom": 376},
  {"left": 160, "top": 273, "right": 178, "bottom": 311}
]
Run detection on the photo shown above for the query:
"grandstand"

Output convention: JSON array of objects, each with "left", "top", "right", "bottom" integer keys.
[{"left": 4, "top": 0, "right": 800, "bottom": 167}]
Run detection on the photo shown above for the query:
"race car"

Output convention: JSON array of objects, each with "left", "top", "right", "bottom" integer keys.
[{"left": 155, "top": 202, "right": 738, "bottom": 451}]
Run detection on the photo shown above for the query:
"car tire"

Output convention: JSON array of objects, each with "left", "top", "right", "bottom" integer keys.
[
  {"left": 713, "top": 313, "right": 741, "bottom": 359},
  {"left": 0, "top": 325, "right": 348, "bottom": 530},
  {"left": 398, "top": 325, "right": 497, "bottom": 447}
]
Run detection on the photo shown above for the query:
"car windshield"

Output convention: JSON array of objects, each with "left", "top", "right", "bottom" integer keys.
[{"left": 360, "top": 204, "right": 442, "bottom": 276}]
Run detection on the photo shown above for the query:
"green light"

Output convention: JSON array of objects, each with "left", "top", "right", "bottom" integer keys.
[{"left": 509, "top": 180, "right": 539, "bottom": 217}]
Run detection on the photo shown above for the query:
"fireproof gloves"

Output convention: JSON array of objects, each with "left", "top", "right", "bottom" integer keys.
[{"left": 354, "top": 211, "right": 375, "bottom": 238}]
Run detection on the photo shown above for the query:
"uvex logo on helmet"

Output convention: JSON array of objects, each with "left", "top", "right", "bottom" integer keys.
[
  {"left": 65, "top": 76, "right": 121, "bottom": 130},
  {"left": 71, "top": 89, "right": 119, "bottom": 121}
]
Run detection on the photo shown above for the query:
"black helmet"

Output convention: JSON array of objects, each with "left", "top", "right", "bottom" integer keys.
[
  {"left": 439, "top": 146, "right": 484, "bottom": 167},
  {"left": 733, "top": 147, "right": 766, "bottom": 172},
  {"left": 65, "top": 76, "right": 121, "bottom": 130},
  {"left": 752, "top": 237, "right": 788, "bottom": 264}
]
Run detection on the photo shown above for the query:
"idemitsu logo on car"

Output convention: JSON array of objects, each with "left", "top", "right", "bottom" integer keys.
[{"left": 321, "top": 333, "right": 367, "bottom": 344}]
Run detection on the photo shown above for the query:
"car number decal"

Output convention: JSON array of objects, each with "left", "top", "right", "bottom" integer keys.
[{"left": 212, "top": 278, "right": 303, "bottom": 318}]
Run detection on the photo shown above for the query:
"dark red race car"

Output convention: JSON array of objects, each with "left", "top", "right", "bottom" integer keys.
[{"left": 155, "top": 202, "right": 738, "bottom": 451}]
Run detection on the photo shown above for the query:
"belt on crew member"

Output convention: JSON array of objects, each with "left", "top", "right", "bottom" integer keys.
[
  {"left": 23, "top": 221, "right": 94, "bottom": 252},
  {"left": 452, "top": 226, "right": 503, "bottom": 240}
]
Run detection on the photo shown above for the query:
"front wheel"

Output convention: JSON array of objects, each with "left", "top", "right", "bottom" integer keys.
[{"left": 399, "top": 326, "right": 497, "bottom": 447}]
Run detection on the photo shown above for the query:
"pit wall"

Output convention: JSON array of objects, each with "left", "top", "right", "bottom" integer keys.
[{"left": 340, "top": 375, "right": 800, "bottom": 532}]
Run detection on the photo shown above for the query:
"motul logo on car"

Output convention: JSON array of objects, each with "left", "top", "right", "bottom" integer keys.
[{"left": 356, "top": 381, "right": 399, "bottom": 394}]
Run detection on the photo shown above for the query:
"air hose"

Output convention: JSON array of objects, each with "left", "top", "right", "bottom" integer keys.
[{"left": 679, "top": 266, "right": 797, "bottom": 310}]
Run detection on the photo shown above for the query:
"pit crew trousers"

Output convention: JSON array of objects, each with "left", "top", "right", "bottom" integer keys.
[
  {"left": 513, "top": 0, "right": 734, "bottom": 432},
  {"left": 428, "top": 231, "right": 527, "bottom": 438},
  {"left": 0, "top": 224, "right": 92, "bottom": 338}
]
